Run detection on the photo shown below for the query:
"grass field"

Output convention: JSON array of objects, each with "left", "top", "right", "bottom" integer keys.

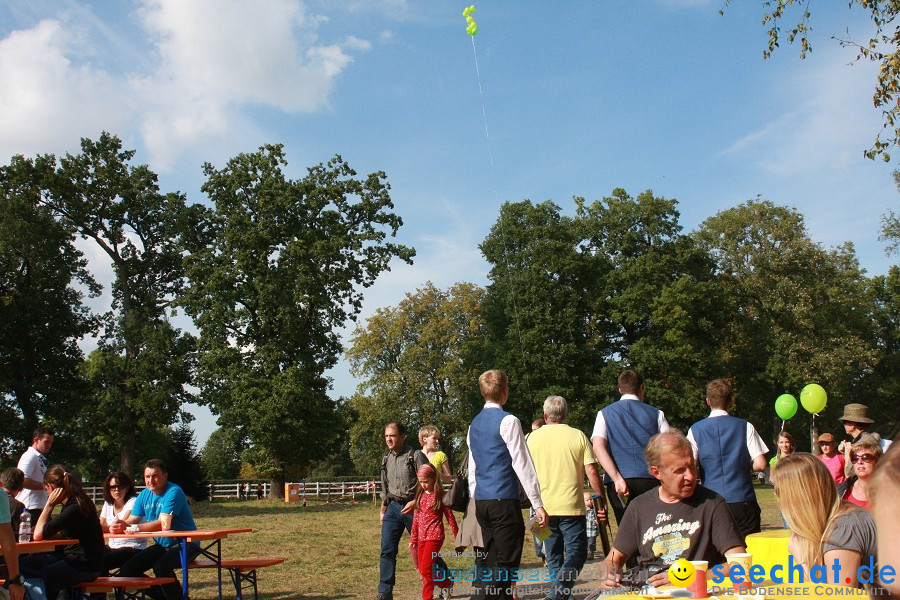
[{"left": 183, "top": 485, "right": 783, "bottom": 600}]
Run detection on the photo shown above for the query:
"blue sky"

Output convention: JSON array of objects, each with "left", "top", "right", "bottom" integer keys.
[{"left": 1, "top": 1, "right": 897, "bottom": 447}]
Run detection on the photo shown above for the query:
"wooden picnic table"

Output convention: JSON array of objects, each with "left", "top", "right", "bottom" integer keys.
[
  {"left": 106, "top": 528, "right": 254, "bottom": 600},
  {"left": 1, "top": 539, "right": 79, "bottom": 554}
]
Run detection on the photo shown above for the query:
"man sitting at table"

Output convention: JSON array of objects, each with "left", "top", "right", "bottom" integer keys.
[
  {"left": 601, "top": 431, "right": 746, "bottom": 590},
  {"left": 114, "top": 459, "right": 200, "bottom": 600}
]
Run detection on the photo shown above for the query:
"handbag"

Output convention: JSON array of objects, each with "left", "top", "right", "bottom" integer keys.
[{"left": 444, "top": 450, "right": 470, "bottom": 512}]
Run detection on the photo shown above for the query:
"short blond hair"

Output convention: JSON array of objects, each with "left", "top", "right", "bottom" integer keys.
[
  {"left": 852, "top": 439, "right": 883, "bottom": 459},
  {"left": 644, "top": 430, "right": 690, "bottom": 469},
  {"left": 479, "top": 369, "right": 508, "bottom": 402},
  {"left": 419, "top": 425, "right": 440, "bottom": 446}
]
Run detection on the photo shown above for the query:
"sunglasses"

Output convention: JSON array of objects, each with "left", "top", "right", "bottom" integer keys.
[
  {"left": 850, "top": 453, "right": 877, "bottom": 463},
  {"left": 108, "top": 485, "right": 124, "bottom": 490}
]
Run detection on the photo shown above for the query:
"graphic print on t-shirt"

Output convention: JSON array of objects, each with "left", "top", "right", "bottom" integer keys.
[{"left": 643, "top": 511, "right": 701, "bottom": 564}]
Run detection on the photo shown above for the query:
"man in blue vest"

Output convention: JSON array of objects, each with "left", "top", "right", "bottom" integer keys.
[
  {"left": 591, "top": 370, "right": 670, "bottom": 526},
  {"left": 467, "top": 369, "right": 547, "bottom": 600},
  {"left": 686, "top": 379, "right": 768, "bottom": 537}
]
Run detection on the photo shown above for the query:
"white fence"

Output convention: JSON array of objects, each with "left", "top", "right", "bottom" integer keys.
[
  {"left": 83, "top": 481, "right": 383, "bottom": 502},
  {"left": 209, "top": 480, "right": 379, "bottom": 501}
]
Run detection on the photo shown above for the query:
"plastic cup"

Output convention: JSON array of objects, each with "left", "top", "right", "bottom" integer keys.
[
  {"left": 725, "top": 552, "right": 753, "bottom": 594},
  {"left": 160, "top": 512, "right": 173, "bottom": 531},
  {"left": 688, "top": 560, "right": 708, "bottom": 599}
]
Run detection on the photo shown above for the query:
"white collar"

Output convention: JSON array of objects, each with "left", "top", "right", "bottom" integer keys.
[
  {"left": 619, "top": 394, "right": 640, "bottom": 402},
  {"left": 708, "top": 409, "right": 729, "bottom": 417},
  {"left": 483, "top": 401, "right": 503, "bottom": 409}
]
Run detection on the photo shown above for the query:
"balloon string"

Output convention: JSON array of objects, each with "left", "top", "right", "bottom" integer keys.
[
  {"left": 781, "top": 420, "right": 785, "bottom": 434},
  {"left": 469, "top": 33, "right": 527, "bottom": 375},
  {"left": 470, "top": 35, "right": 493, "bottom": 167}
]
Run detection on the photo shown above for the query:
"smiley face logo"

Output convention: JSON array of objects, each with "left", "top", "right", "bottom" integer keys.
[{"left": 668, "top": 558, "right": 696, "bottom": 588}]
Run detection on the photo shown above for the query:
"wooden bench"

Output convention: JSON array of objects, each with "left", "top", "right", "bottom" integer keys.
[
  {"left": 189, "top": 557, "right": 284, "bottom": 600},
  {"left": 73, "top": 576, "right": 176, "bottom": 600}
]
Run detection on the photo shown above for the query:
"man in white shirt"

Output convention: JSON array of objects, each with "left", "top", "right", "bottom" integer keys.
[
  {"left": 687, "top": 379, "right": 768, "bottom": 537},
  {"left": 467, "top": 370, "right": 548, "bottom": 600},
  {"left": 15, "top": 426, "right": 53, "bottom": 526},
  {"left": 591, "top": 370, "right": 670, "bottom": 526}
]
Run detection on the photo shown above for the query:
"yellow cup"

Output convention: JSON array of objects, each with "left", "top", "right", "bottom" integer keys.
[
  {"left": 725, "top": 552, "right": 753, "bottom": 593},
  {"left": 160, "top": 512, "right": 173, "bottom": 531}
]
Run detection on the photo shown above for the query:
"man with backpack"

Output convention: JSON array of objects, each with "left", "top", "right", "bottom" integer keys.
[{"left": 377, "top": 422, "right": 428, "bottom": 600}]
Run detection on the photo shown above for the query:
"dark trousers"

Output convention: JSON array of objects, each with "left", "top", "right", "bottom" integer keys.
[
  {"left": 117, "top": 543, "right": 201, "bottom": 600},
  {"left": 605, "top": 479, "right": 660, "bottom": 526},
  {"left": 726, "top": 501, "right": 762, "bottom": 539},
  {"left": 103, "top": 546, "right": 143, "bottom": 575},
  {"left": 20, "top": 554, "right": 99, "bottom": 600},
  {"left": 473, "top": 499, "right": 525, "bottom": 600}
]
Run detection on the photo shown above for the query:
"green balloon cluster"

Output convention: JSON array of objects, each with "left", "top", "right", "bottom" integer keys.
[
  {"left": 774, "top": 394, "right": 798, "bottom": 421},
  {"left": 800, "top": 383, "right": 827, "bottom": 414},
  {"left": 774, "top": 383, "right": 828, "bottom": 420},
  {"left": 463, "top": 5, "right": 478, "bottom": 35}
]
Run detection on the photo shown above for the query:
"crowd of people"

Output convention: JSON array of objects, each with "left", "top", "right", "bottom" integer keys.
[
  {"left": 375, "top": 369, "right": 900, "bottom": 600},
  {"left": 0, "top": 426, "right": 200, "bottom": 600}
]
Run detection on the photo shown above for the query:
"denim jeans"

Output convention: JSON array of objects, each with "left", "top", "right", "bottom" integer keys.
[
  {"left": 378, "top": 500, "right": 414, "bottom": 595},
  {"left": 544, "top": 515, "right": 587, "bottom": 600}
]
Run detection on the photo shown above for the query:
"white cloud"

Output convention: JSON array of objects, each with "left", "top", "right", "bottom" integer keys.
[
  {"left": 131, "top": 0, "right": 363, "bottom": 166},
  {"left": 0, "top": 1, "right": 369, "bottom": 169},
  {"left": 0, "top": 19, "right": 127, "bottom": 161},
  {"left": 720, "top": 49, "right": 883, "bottom": 174}
]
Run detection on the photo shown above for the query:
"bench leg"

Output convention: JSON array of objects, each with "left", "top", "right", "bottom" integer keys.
[{"left": 226, "top": 568, "right": 260, "bottom": 600}]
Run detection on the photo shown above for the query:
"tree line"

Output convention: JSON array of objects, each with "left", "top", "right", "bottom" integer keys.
[
  {"left": 2, "top": 133, "right": 896, "bottom": 487},
  {"left": 347, "top": 192, "right": 899, "bottom": 475},
  {"left": 0, "top": 133, "right": 412, "bottom": 493}
]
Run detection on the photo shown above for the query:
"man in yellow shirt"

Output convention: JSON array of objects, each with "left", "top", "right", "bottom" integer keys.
[{"left": 527, "top": 396, "right": 604, "bottom": 600}]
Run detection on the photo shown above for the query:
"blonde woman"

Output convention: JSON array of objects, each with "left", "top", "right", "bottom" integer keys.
[
  {"left": 773, "top": 453, "right": 877, "bottom": 587},
  {"left": 838, "top": 439, "right": 882, "bottom": 509},
  {"left": 419, "top": 425, "right": 452, "bottom": 484}
]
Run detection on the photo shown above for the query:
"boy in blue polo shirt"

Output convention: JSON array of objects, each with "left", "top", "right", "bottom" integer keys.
[{"left": 114, "top": 459, "right": 200, "bottom": 599}]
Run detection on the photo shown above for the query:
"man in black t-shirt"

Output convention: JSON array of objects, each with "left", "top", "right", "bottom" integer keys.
[{"left": 601, "top": 431, "right": 745, "bottom": 590}]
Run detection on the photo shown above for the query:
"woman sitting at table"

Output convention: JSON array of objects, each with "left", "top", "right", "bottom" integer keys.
[
  {"left": 837, "top": 439, "right": 882, "bottom": 510},
  {"left": 99, "top": 471, "right": 146, "bottom": 573},
  {"left": 31, "top": 465, "right": 104, "bottom": 598},
  {"left": 773, "top": 453, "right": 877, "bottom": 588}
]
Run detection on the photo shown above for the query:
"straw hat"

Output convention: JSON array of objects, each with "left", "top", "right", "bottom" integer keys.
[{"left": 838, "top": 403, "right": 874, "bottom": 425}]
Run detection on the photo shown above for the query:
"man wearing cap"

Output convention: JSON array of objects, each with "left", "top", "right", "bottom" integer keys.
[
  {"left": 687, "top": 379, "right": 768, "bottom": 538},
  {"left": 837, "top": 404, "right": 878, "bottom": 478},
  {"left": 817, "top": 433, "right": 846, "bottom": 485}
]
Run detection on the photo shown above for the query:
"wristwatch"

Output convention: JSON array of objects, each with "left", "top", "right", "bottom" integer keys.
[{"left": 5, "top": 573, "right": 23, "bottom": 586}]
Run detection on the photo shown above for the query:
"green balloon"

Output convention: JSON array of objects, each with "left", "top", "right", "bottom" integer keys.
[
  {"left": 467, "top": 22, "right": 478, "bottom": 35},
  {"left": 774, "top": 394, "right": 798, "bottom": 420},
  {"left": 800, "top": 383, "right": 827, "bottom": 414}
]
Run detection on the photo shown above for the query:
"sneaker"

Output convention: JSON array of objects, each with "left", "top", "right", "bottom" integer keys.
[{"left": 376, "top": 594, "right": 393, "bottom": 600}]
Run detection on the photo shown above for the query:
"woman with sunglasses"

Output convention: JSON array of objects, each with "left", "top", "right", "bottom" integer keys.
[
  {"left": 773, "top": 453, "right": 877, "bottom": 588},
  {"left": 30, "top": 465, "right": 104, "bottom": 598},
  {"left": 838, "top": 440, "right": 882, "bottom": 509},
  {"left": 99, "top": 472, "right": 147, "bottom": 572}
]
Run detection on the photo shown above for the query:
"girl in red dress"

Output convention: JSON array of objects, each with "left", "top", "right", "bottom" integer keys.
[{"left": 409, "top": 464, "right": 458, "bottom": 600}]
